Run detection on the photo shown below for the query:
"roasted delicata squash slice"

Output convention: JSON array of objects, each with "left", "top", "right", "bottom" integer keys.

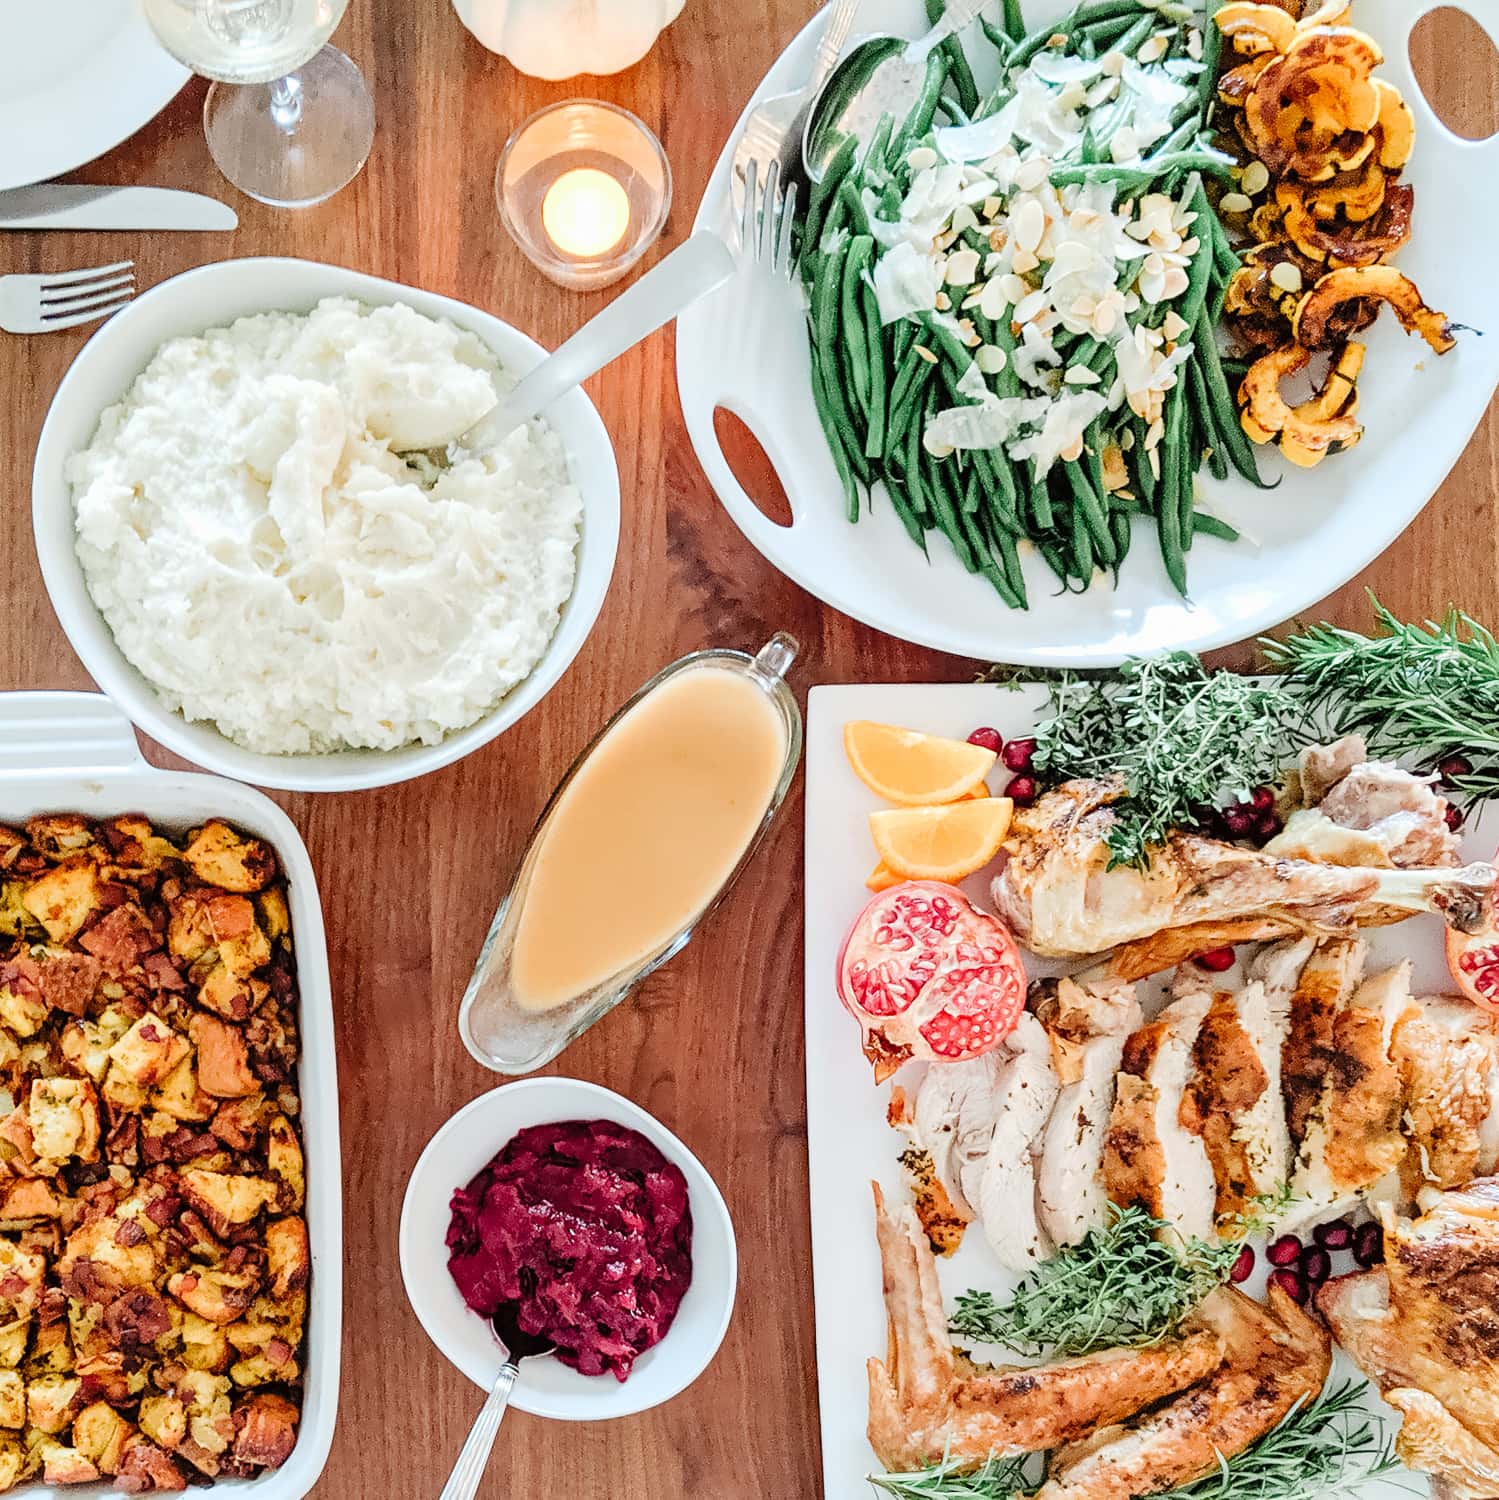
[
  {"left": 1372, "top": 78, "right": 1414, "bottom": 169},
  {"left": 1238, "top": 341, "right": 1365, "bottom": 466},
  {"left": 1294, "top": 264, "right": 1456, "bottom": 352},
  {"left": 1215, "top": 1, "right": 1298, "bottom": 55},
  {"left": 1218, "top": 51, "right": 1275, "bottom": 108}
]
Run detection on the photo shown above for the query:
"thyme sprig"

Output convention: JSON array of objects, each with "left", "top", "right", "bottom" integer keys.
[
  {"left": 1033, "top": 654, "right": 1299, "bottom": 870},
  {"left": 949, "top": 1191, "right": 1290, "bottom": 1358},
  {"left": 1266, "top": 598, "right": 1499, "bottom": 806}
]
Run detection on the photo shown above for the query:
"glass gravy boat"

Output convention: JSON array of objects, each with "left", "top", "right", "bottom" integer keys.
[{"left": 458, "top": 633, "right": 802, "bottom": 1073}]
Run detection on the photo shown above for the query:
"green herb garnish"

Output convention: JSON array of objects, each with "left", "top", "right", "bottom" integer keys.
[
  {"left": 1033, "top": 654, "right": 1299, "bottom": 870},
  {"left": 949, "top": 1191, "right": 1289, "bottom": 1357},
  {"left": 1267, "top": 597, "right": 1499, "bottom": 807},
  {"left": 867, "top": 1450, "right": 1040, "bottom": 1499}
]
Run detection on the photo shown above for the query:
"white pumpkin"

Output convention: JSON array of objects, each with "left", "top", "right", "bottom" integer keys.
[{"left": 451, "top": 0, "right": 687, "bottom": 79}]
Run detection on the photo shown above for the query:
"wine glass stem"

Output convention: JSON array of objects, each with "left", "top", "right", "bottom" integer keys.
[{"left": 270, "top": 73, "right": 303, "bottom": 133}]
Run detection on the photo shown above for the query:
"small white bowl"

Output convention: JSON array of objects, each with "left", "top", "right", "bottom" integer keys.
[
  {"left": 398, "top": 1077, "right": 737, "bottom": 1420},
  {"left": 31, "top": 257, "right": 620, "bottom": 793}
]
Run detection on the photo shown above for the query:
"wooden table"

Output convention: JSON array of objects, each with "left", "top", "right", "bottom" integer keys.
[{"left": 2, "top": 4, "right": 1496, "bottom": 1494}]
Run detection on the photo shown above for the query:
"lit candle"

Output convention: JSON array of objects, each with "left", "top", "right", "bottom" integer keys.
[{"left": 540, "top": 168, "right": 631, "bottom": 259}]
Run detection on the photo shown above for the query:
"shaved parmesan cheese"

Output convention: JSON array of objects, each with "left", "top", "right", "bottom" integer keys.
[{"left": 871, "top": 242, "right": 942, "bottom": 324}]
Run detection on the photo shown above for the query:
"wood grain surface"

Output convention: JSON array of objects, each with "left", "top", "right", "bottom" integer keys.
[{"left": 1, "top": 3, "right": 1496, "bottom": 1496}]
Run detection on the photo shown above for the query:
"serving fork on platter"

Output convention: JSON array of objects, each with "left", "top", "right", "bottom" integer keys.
[
  {"left": 731, "top": 0, "right": 863, "bottom": 214},
  {"left": 0, "top": 259, "right": 135, "bottom": 335}
]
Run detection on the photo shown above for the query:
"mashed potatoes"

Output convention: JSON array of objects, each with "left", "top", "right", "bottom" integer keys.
[{"left": 69, "top": 296, "right": 583, "bottom": 755}]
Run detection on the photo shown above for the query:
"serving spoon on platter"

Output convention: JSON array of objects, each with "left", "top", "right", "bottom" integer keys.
[
  {"left": 801, "top": 0, "right": 990, "bottom": 185},
  {"left": 438, "top": 1297, "right": 555, "bottom": 1500}
]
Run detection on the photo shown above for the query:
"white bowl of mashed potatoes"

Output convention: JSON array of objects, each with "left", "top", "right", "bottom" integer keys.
[{"left": 32, "top": 258, "right": 620, "bottom": 792}]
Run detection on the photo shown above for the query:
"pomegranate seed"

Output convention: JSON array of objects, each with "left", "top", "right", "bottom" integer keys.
[
  {"left": 1352, "top": 1222, "right": 1384, "bottom": 1267},
  {"left": 1446, "top": 804, "right": 1466, "bottom": 832},
  {"left": 967, "top": 726, "right": 1003, "bottom": 753},
  {"left": 1002, "top": 737, "right": 1037, "bottom": 773},
  {"left": 1251, "top": 785, "right": 1276, "bottom": 812},
  {"left": 1193, "top": 946, "right": 1236, "bottom": 973},
  {"left": 1005, "top": 774, "right": 1039, "bottom": 807},
  {"left": 1267, "top": 1234, "right": 1302, "bottom": 1267},
  {"left": 1300, "top": 1246, "right": 1332, "bottom": 1285},
  {"left": 1438, "top": 754, "right": 1474, "bottom": 783},
  {"left": 1221, "top": 805, "right": 1254, "bottom": 838},
  {"left": 1313, "top": 1219, "right": 1353, "bottom": 1252},
  {"left": 1255, "top": 810, "right": 1283, "bottom": 842},
  {"left": 1268, "top": 1268, "right": 1308, "bottom": 1304},
  {"left": 1228, "top": 1245, "right": 1255, "bottom": 1284}
]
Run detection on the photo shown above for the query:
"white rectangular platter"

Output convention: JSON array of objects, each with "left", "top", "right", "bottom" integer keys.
[{"left": 803, "top": 682, "right": 1465, "bottom": 1500}]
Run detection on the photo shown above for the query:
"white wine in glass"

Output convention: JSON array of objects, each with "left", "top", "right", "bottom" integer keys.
[{"left": 143, "top": 0, "right": 375, "bottom": 207}]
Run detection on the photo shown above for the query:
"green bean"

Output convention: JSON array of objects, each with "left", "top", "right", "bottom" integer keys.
[
  {"left": 840, "top": 236, "right": 876, "bottom": 413},
  {"left": 882, "top": 471, "right": 929, "bottom": 550},
  {"left": 1064, "top": 459, "right": 1116, "bottom": 563},
  {"left": 862, "top": 286, "right": 890, "bottom": 459},
  {"left": 802, "top": 134, "right": 856, "bottom": 261},
  {"left": 993, "top": 519, "right": 1027, "bottom": 605},
  {"left": 1157, "top": 385, "right": 1188, "bottom": 594},
  {"left": 1176, "top": 401, "right": 1195, "bottom": 549},
  {"left": 1027, "top": 460, "right": 1054, "bottom": 530},
  {"left": 1009, "top": 0, "right": 1150, "bottom": 69},
  {"left": 900, "top": 50, "right": 949, "bottom": 152},
  {"left": 961, "top": 463, "right": 982, "bottom": 517},
  {"left": 889, "top": 356, "right": 935, "bottom": 440},
  {"left": 1084, "top": 419, "right": 1108, "bottom": 500},
  {"left": 981, "top": 16, "right": 1011, "bottom": 56},
  {"left": 1068, "top": 503, "right": 1097, "bottom": 580},
  {"left": 1192, "top": 511, "right": 1239, "bottom": 543},
  {"left": 1192, "top": 304, "right": 1270, "bottom": 487},
  {"left": 836, "top": 176, "right": 870, "bottom": 236},
  {"left": 809, "top": 347, "right": 863, "bottom": 521},
  {"left": 813, "top": 241, "right": 872, "bottom": 484},
  {"left": 973, "top": 446, "right": 1021, "bottom": 533},
  {"left": 927, "top": 459, "right": 978, "bottom": 571},
  {"left": 1050, "top": 149, "right": 1237, "bottom": 190},
  {"left": 926, "top": 0, "right": 981, "bottom": 116},
  {"left": 1110, "top": 509, "right": 1132, "bottom": 573},
  {"left": 1037, "top": 539, "right": 1070, "bottom": 587},
  {"left": 888, "top": 344, "right": 924, "bottom": 420},
  {"left": 1109, "top": 12, "right": 1155, "bottom": 60},
  {"left": 1082, "top": 12, "right": 1143, "bottom": 47},
  {"left": 861, "top": 112, "right": 895, "bottom": 179},
  {"left": 1199, "top": 8, "right": 1223, "bottom": 87}
]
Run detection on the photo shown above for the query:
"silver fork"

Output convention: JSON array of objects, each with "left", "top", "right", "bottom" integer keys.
[
  {"left": 732, "top": 0, "right": 863, "bottom": 213},
  {"left": 738, "top": 158, "right": 799, "bottom": 278},
  {"left": 0, "top": 260, "right": 135, "bottom": 335}
]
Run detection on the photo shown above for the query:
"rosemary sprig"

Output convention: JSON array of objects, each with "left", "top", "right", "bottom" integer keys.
[
  {"left": 867, "top": 1450, "right": 1041, "bottom": 1499},
  {"left": 1266, "top": 598, "right": 1499, "bottom": 806},
  {"left": 1152, "top": 1379, "right": 1405, "bottom": 1500},
  {"left": 949, "top": 1191, "right": 1289, "bottom": 1357},
  {"left": 1033, "top": 654, "right": 1299, "bottom": 869}
]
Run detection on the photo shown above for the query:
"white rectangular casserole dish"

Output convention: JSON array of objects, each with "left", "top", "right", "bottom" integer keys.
[{"left": 0, "top": 692, "right": 341, "bottom": 1499}]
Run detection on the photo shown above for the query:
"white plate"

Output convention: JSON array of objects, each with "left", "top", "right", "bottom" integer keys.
[
  {"left": 0, "top": 0, "right": 188, "bottom": 192},
  {"left": 801, "top": 682, "right": 1474, "bottom": 1499},
  {"left": 0, "top": 691, "right": 341, "bottom": 1500},
  {"left": 680, "top": 1, "right": 1499, "bottom": 665},
  {"left": 399, "top": 1076, "right": 737, "bottom": 1421}
]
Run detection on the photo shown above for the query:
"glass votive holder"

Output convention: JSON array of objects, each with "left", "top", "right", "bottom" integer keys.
[{"left": 496, "top": 99, "right": 672, "bottom": 292}]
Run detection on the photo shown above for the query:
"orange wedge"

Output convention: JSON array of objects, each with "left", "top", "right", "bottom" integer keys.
[
  {"left": 844, "top": 721, "right": 998, "bottom": 806},
  {"left": 865, "top": 861, "right": 904, "bottom": 892},
  {"left": 869, "top": 798, "right": 1014, "bottom": 882}
]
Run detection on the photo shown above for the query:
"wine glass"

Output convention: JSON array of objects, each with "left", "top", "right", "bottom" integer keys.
[{"left": 143, "top": 0, "right": 375, "bottom": 208}]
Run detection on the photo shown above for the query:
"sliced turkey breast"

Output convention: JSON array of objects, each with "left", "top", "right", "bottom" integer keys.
[
  {"left": 1034, "top": 974, "right": 1143, "bottom": 1248},
  {"left": 974, "top": 1012, "right": 1060, "bottom": 1275},
  {"left": 1391, "top": 997, "right": 1499, "bottom": 1201},
  {"left": 1102, "top": 993, "right": 1216, "bottom": 1243},
  {"left": 1280, "top": 937, "right": 1366, "bottom": 1151},
  {"left": 1289, "top": 961, "right": 1411, "bottom": 1222},
  {"left": 1180, "top": 977, "right": 1290, "bottom": 1226},
  {"left": 912, "top": 1053, "right": 1006, "bottom": 1222}
]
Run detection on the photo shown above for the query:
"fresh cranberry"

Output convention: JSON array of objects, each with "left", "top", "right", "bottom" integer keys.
[
  {"left": 1228, "top": 1245, "right": 1255, "bottom": 1284},
  {"left": 1446, "top": 804, "right": 1466, "bottom": 832},
  {"left": 1002, "top": 737, "right": 1037, "bottom": 773},
  {"left": 1255, "top": 810, "right": 1283, "bottom": 841},
  {"left": 1267, "top": 1234, "right": 1303, "bottom": 1267},
  {"left": 1438, "top": 754, "right": 1474, "bottom": 784},
  {"left": 1005, "top": 774, "right": 1038, "bottom": 807},
  {"left": 1251, "top": 786, "right": 1276, "bottom": 812},
  {"left": 1300, "top": 1246, "right": 1332, "bottom": 1285},
  {"left": 967, "top": 726, "right": 1003, "bottom": 754},
  {"left": 1221, "top": 805, "right": 1254, "bottom": 838},
  {"left": 1352, "top": 1222, "right": 1384, "bottom": 1267},
  {"left": 1313, "top": 1219, "right": 1353, "bottom": 1252},
  {"left": 1193, "top": 946, "right": 1236, "bottom": 973},
  {"left": 1268, "top": 1268, "right": 1308, "bottom": 1304}
]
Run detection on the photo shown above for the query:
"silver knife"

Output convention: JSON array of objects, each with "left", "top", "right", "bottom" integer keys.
[{"left": 0, "top": 185, "right": 238, "bottom": 232}]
